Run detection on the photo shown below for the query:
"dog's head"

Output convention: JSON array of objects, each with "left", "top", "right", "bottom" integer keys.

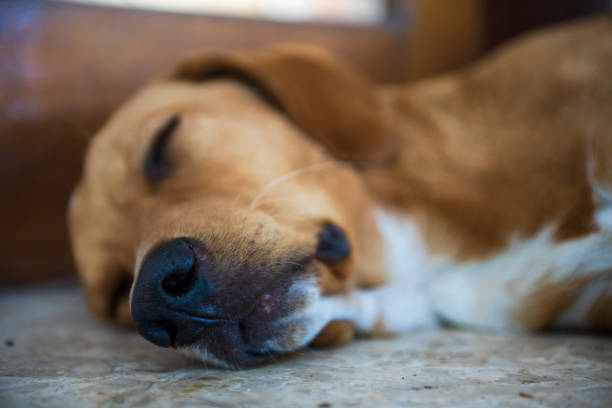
[{"left": 68, "top": 46, "right": 394, "bottom": 367}]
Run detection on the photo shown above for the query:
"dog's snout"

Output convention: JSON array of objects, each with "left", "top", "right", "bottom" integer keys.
[
  {"left": 131, "top": 238, "right": 217, "bottom": 348},
  {"left": 129, "top": 235, "right": 316, "bottom": 364}
]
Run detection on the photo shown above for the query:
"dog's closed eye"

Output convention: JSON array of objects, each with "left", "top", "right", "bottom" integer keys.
[{"left": 145, "top": 114, "right": 181, "bottom": 184}]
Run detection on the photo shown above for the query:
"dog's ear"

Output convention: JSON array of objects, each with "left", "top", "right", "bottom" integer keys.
[{"left": 171, "top": 45, "right": 395, "bottom": 163}]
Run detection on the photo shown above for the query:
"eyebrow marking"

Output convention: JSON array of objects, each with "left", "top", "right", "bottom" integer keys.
[{"left": 144, "top": 114, "right": 181, "bottom": 184}]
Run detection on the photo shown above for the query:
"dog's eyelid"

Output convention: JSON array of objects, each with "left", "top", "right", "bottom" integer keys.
[{"left": 144, "top": 114, "right": 181, "bottom": 184}]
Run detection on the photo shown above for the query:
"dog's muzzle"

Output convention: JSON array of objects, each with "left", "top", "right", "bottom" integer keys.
[{"left": 130, "top": 237, "right": 313, "bottom": 366}]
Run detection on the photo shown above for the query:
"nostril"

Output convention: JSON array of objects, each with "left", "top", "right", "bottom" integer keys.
[
  {"left": 162, "top": 266, "right": 195, "bottom": 297},
  {"left": 132, "top": 237, "right": 215, "bottom": 348},
  {"left": 138, "top": 237, "right": 198, "bottom": 298}
]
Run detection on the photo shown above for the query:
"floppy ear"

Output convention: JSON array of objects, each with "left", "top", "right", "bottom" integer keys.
[{"left": 171, "top": 45, "right": 395, "bottom": 163}]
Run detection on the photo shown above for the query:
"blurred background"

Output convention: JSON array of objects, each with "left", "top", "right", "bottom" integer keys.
[{"left": 1, "top": 0, "right": 610, "bottom": 285}]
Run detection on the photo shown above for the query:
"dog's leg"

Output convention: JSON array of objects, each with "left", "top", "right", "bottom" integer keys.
[
  {"left": 316, "top": 209, "right": 442, "bottom": 335},
  {"left": 429, "top": 227, "right": 612, "bottom": 331},
  {"left": 305, "top": 228, "right": 612, "bottom": 337},
  {"left": 430, "top": 138, "right": 612, "bottom": 332},
  {"left": 305, "top": 214, "right": 612, "bottom": 337},
  {"left": 269, "top": 278, "right": 438, "bottom": 350},
  {"left": 318, "top": 284, "right": 440, "bottom": 335}
]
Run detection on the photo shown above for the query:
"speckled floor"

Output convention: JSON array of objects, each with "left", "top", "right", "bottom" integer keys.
[{"left": 1, "top": 282, "right": 611, "bottom": 408}]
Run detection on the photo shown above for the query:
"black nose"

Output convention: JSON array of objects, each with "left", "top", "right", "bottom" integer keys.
[{"left": 131, "top": 238, "right": 219, "bottom": 348}]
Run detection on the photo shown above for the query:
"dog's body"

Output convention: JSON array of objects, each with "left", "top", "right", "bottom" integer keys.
[{"left": 69, "top": 18, "right": 612, "bottom": 367}]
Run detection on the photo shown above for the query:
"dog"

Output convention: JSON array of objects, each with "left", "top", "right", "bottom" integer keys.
[{"left": 68, "top": 17, "right": 612, "bottom": 368}]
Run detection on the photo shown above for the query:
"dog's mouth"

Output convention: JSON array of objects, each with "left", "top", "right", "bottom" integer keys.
[
  {"left": 129, "top": 218, "right": 354, "bottom": 367},
  {"left": 177, "top": 275, "right": 323, "bottom": 368},
  {"left": 129, "top": 236, "right": 328, "bottom": 368}
]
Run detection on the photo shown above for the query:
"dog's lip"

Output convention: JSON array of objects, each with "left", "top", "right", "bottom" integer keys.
[
  {"left": 236, "top": 274, "right": 318, "bottom": 359},
  {"left": 163, "top": 310, "right": 232, "bottom": 348},
  {"left": 235, "top": 255, "right": 315, "bottom": 318},
  {"left": 183, "top": 266, "right": 316, "bottom": 365},
  {"left": 171, "top": 311, "right": 231, "bottom": 324},
  {"left": 168, "top": 254, "right": 317, "bottom": 365},
  {"left": 243, "top": 346, "right": 286, "bottom": 360}
]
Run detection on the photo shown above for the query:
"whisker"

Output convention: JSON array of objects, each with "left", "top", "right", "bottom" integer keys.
[
  {"left": 266, "top": 213, "right": 320, "bottom": 227},
  {"left": 231, "top": 191, "right": 244, "bottom": 207},
  {"left": 250, "top": 161, "right": 339, "bottom": 210},
  {"left": 251, "top": 196, "right": 297, "bottom": 208}
]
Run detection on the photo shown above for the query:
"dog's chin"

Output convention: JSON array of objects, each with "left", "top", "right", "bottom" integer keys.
[{"left": 177, "top": 278, "right": 324, "bottom": 368}]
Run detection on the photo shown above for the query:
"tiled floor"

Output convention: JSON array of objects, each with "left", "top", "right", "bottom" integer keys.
[{"left": 1, "top": 282, "right": 611, "bottom": 407}]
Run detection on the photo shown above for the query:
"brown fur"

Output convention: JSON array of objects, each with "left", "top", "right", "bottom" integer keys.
[
  {"left": 173, "top": 45, "right": 395, "bottom": 162},
  {"left": 510, "top": 274, "right": 592, "bottom": 330},
  {"left": 368, "top": 18, "right": 612, "bottom": 259},
  {"left": 365, "top": 18, "right": 612, "bottom": 328},
  {"left": 69, "top": 18, "right": 612, "bottom": 350},
  {"left": 69, "top": 77, "right": 387, "bottom": 339}
]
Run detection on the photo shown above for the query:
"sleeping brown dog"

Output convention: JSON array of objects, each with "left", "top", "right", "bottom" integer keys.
[{"left": 69, "top": 18, "right": 612, "bottom": 368}]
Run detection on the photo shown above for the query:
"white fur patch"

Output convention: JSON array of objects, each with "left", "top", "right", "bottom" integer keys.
[
  {"left": 320, "top": 209, "right": 612, "bottom": 333},
  {"left": 374, "top": 209, "right": 434, "bottom": 286},
  {"left": 319, "top": 286, "right": 437, "bottom": 334},
  {"left": 277, "top": 280, "right": 437, "bottom": 348},
  {"left": 596, "top": 207, "right": 612, "bottom": 230},
  {"left": 291, "top": 209, "right": 441, "bottom": 340},
  {"left": 588, "top": 146, "right": 612, "bottom": 229},
  {"left": 181, "top": 347, "right": 231, "bottom": 369},
  {"left": 593, "top": 182, "right": 612, "bottom": 229},
  {"left": 263, "top": 279, "right": 324, "bottom": 352},
  {"left": 430, "top": 227, "right": 612, "bottom": 330}
]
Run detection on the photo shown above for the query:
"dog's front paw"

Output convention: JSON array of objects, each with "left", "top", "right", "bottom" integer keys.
[{"left": 310, "top": 320, "right": 355, "bottom": 348}]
